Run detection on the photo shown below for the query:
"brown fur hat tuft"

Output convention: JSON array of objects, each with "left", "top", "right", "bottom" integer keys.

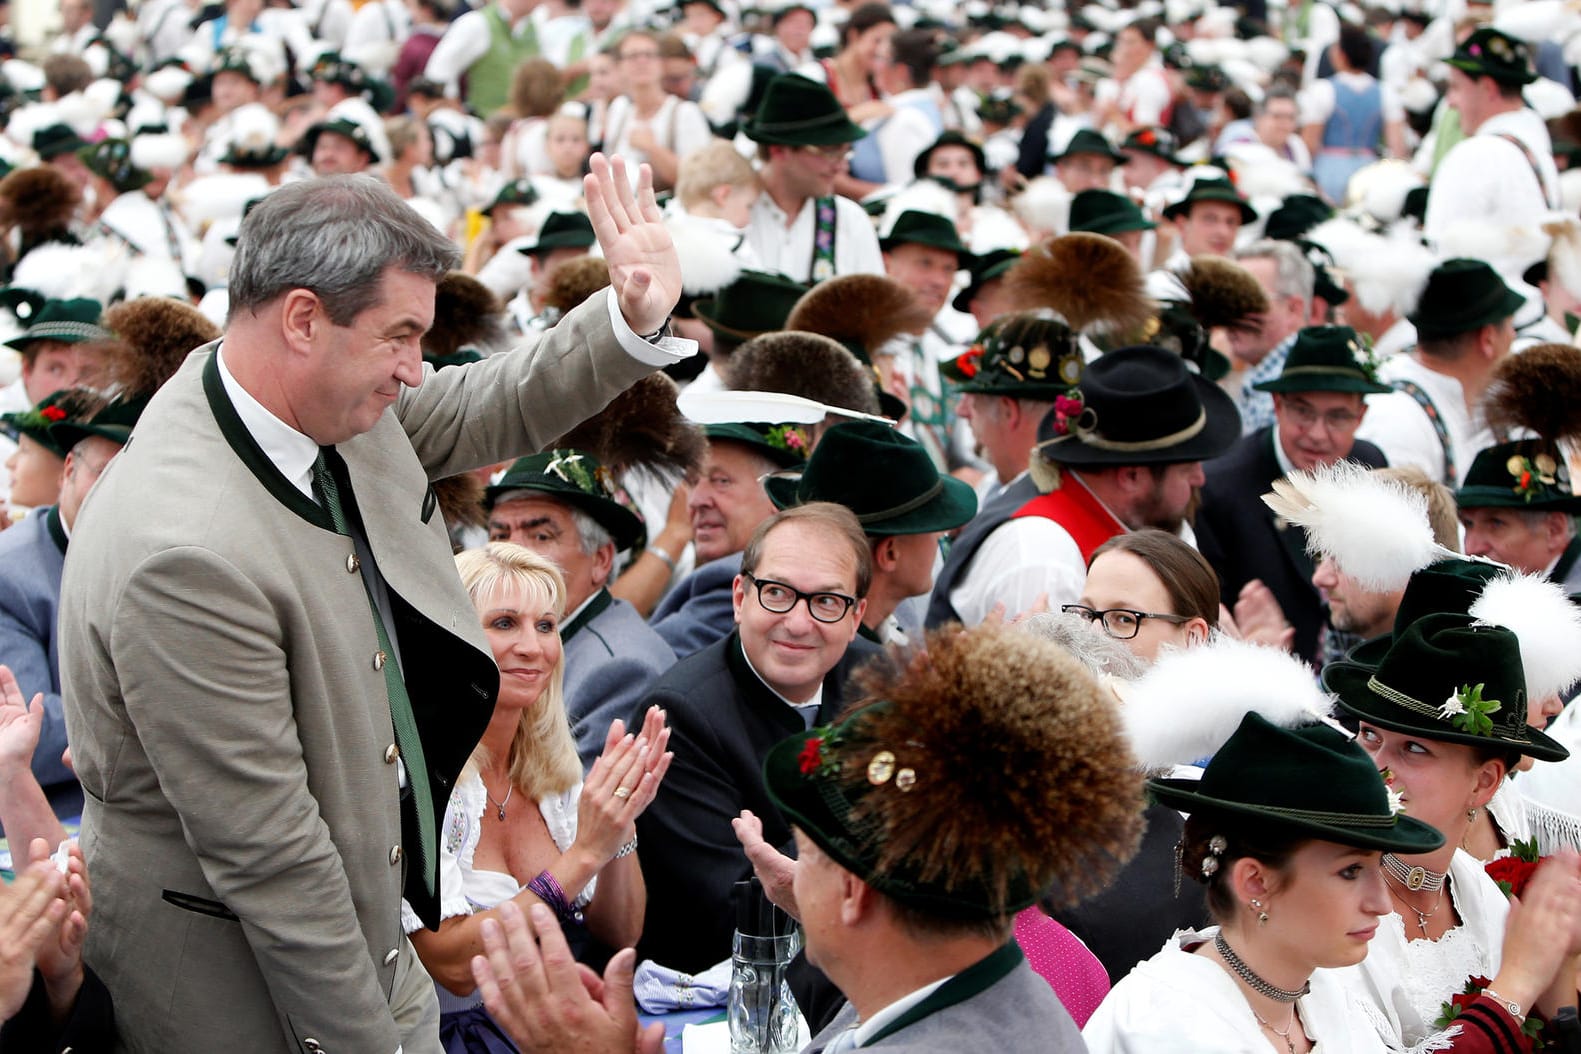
[
  {"left": 100, "top": 296, "right": 221, "bottom": 398},
  {"left": 838, "top": 624, "right": 1146, "bottom": 912},
  {"left": 1175, "top": 255, "right": 1269, "bottom": 331},
  {"left": 727, "top": 331, "right": 883, "bottom": 416},
  {"left": 1004, "top": 233, "right": 1154, "bottom": 338},
  {"left": 553, "top": 372, "right": 705, "bottom": 483},
  {"left": 784, "top": 274, "right": 931, "bottom": 359},
  {"left": 0, "top": 166, "right": 80, "bottom": 237},
  {"left": 431, "top": 473, "right": 488, "bottom": 532},
  {"left": 543, "top": 256, "right": 612, "bottom": 317},
  {"left": 1485, "top": 343, "right": 1581, "bottom": 444},
  {"left": 427, "top": 272, "right": 505, "bottom": 360}
]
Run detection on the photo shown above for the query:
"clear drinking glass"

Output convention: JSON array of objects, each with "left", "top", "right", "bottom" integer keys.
[{"left": 727, "top": 928, "right": 802, "bottom": 1054}]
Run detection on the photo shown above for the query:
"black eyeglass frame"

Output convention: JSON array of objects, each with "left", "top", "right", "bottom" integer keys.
[
  {"left": 743, "top": 571, "right": 857, "bottom": 624},
  {"left": 1060, "top": 603, "right": 1191, "bottom": 640}
]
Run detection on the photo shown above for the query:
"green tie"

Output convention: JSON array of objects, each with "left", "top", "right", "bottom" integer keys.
[{"left": 312, "top": 450, "right": 436, "bottom": 898}]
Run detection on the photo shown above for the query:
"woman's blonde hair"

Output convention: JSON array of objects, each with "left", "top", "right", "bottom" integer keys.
[{"left": 455, "top": 543, "right": 582, "bottom": 799}]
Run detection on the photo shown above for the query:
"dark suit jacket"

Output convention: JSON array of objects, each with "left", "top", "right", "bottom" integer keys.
[
  {"left": 631, "top": 631, "right": 876, "bottom": 973},
  {"left": 0, "top": 966, "right": 116, "bottom": 1053},
  {"left": 1195, "top": 427, "right": 1386, "bottom": 662},
  {"left": 650, "top": 552, "right": 741, "bottom": 658}
]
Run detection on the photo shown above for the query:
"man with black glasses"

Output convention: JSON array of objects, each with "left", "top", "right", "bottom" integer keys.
[{"left": 630, "top": 502, "right": 872, "bottom": 973}]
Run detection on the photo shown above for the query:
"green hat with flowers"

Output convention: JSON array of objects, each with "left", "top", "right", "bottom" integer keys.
[
  {"left": 1252, "top": 325, "right": 1392, "bottom": 395},
  {"left": 48, "top": 393, "right": 149, "bottom": 451},
  {"left": 487, "top": 178, "right": 539, "bottom": 214},
  {"left": 0, "top": 388, "right": 99, "bottom": 459},
  {"left": 1455, "top": 440, "right": 1581, "bottom": 514},
  {"left": 1324, "top": 612, "right": 1569, "bottom": 762},
  {"left": 78, "top": 138, "right": 152, "bottom": 195},
  {"left": 1445, "top": 27, "right": 1537, "bottom": 87},
  {"left": 485, "top": 449, "right": 646, "bottom": 552},
  {"left": 941, "top": 312, "right": 1085, "bottom": 400},
  {"left": 704, "top": 422, "right": 810, "bottom": 468}
]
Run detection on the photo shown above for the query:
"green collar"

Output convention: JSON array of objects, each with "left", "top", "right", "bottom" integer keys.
[
  {"left": 560, "top": 587, "right": 613, "bottom": 644},
  {"left": 862, "top": 941, "right": 1025, "bottom": 1047},
  {"left": 857, "top": 622, "right": 884, "bottom": 644},
  {"left": 45, "top": 505, "right": 68, "bottom": 555},
  {"left": 1554, "top": 534, "right": 1581, "bottom": 585},
  {"left": 203, "top": 351, "right": 335, "bottom": 533}
]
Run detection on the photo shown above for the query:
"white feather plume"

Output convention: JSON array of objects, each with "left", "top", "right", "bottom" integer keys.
[
  {"left": 143, "top": 66, "right": 194, "bottom": 104},
  {"left": 1261, "top": 461, "right": 1454, "bottom": 590},
  {"left": 1348, "top": 227, "right": 1437, "bottom": 317},
  {"left": 1525, "top": 77, "right": 1577, "bottom": 121},
  {"left": 13, "top": 240, "right": 128, "bottom": 304},
  {"left": 131, "top": 133, "right": 189, "bottom": 171},
  {"left": 876, "top": 180, "right": 958, "bottom": 237},
  {"left": 1494, "top": 0, "right": 1581, "bottom": 43},
  {"left": 1010, "top": 176, "right": 1071, "bottom": 237},
  {"left": 665, "top": 213, "right": 745, "bottom": 296},
  {"left": 677, "top": 387, "right": 892, "bottom": 426},
  {"left": 121, "top": 257, "right": 189, "bottom": 301},
  {"left": 1351, "top": 160, "right": 1425, "bottom": 225},
  {"left": 1544, "top": 213, "right": 1581, "bottom": 301},
  {"left": 1117, "top": 634, "right": 1339, "bottom": 771},
  {"left": 1469, "top": 572, "right": 1581, "bottom": 701},
  {"left": 967, "top": 206, "right": 1031, "bottom": 254},
  {"left": 1, "top": 59, "right": 44, "bottom": 94}
]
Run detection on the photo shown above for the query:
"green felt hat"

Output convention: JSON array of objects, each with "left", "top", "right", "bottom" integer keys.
[
  {"left": 78, "top": 138, "right": 152, "bottom": 195},
  {"left": 1162, "top": 177, "right": 1256, "bottom": 225},
  {"left": 0, "top": 389, "right": 96, "bottom": 459},
  {"left": 219, "top": 135, "right": 289, "bottom": 168},
  {"left": 878, "top": 209, "right": 968, "bottom": 259},
  {"left": 950, "top": 247, "right": 1020, "bottom": 314},
  {"left": 704, "top": 422, "right": 810, "bottom": 468},
  {"left": 1185, "top": 65, "right": 1231, "bottom": 92},
  {"left": 1034, "top": 344, "right": 1241, "bottom": 466},
  {"left": 516, "top": 211, "right": 596, "bottom": 255},
  {"left": 978, "top": 90, "right": 1023, "bottom": 125},
  {"left": 1149, "top": 713, "right": 1444, "bottom": 854},
  {"left": 1146, "top": 302, "right": 1232, "bottom": 382},
  {"left": 487, "top": 178, "right": 539, "bottom": 214},
  {"left": 213, "top": 45, "right": 265, "bottom": 84},
  {"left": 1252, "top": 325, "right": 1392, "bottom": 394},
  {"left": 32, "top": 123, "right": 89, "bottom": 160},
  {"left": 744, "top": 73, "right": 867, "bottom": 146},
  {"left": 764, "top": 421, "right": 977, "bottom": 535},
  {"left": 0, "top": 287, "right": 48, "bottom": 325},
  {"left": 1325, "top": 612, "right": 1569, "bottom": 762},
  {"left": 1344, "top": 558, "right": 1508, "bottom": 668},
  {"left": 1455, "top": 440, "right": 1581, "bottom": 514},
  {"left": 484, "top": 449, "right": 645, "bottom": 552},
  {"left": 1445, "top": 27, "right": 1537, "bottom": 87},
  {"left": 4, "top": 299, "right": 107, "bottom": 351},
  {"left": 1068, "top": 189, "right": 1156, "bottom": 235},
  {"left": 1407, "top": 258, "right": 1525, "bottom": 340},
  {"left": 1049, "top": 128, "right": 1126, "bottom": 165},
  {"left": 48, "top": 393, "right": 148, "bottom": 451},
  {"left": 296, "top": 116, "right": 379, "bottom": 162},
  {"left": 912, "top": 130, "right": 986, "bottom": 181},
  {"left": 941, "top": 312, "right": 1084, "bottom": 399},
  {"left": 1119, "top": 127, "right": 1183, "bottom": 166},
  {"left": 1263, "top": 194, "right": 1332, "bottom": 242},
  {"left": 692, "top": 270, "right": 809, "bottom": 342}
]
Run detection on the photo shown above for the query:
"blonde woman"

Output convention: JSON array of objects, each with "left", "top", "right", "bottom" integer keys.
[{"left": 403, "top": 543, "right": 672, "bottom": 1054}]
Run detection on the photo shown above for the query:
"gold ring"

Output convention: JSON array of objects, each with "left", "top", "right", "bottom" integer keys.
[{"left": 613, "top": 787, "right": 632, "bottom": 799}]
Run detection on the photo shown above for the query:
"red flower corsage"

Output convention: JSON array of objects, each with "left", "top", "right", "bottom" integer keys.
[
  {"left": 954, "top": 345, "right": 984, "bottom": 379},
  {"left": 1050, "top": 392, "right": 1085, "bottom": 436},
  {"left": 41, "top": 405, "right": 66, "bottom": 422},
  {"left": 798, "top": 737, "right": 824, "bottom": 776}
]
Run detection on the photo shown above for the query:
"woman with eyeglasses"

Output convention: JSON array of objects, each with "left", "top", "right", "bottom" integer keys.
[{"left": 1065, "top": 529, "right": 1219, "bottom": 664}]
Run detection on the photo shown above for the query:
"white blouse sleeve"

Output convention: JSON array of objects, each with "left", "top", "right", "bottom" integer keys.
[{"left": 401, "top": 775, "right": 487, "bottom": 934}]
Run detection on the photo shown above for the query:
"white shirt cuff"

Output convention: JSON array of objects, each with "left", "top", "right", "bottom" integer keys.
[{"left": 604, "top": 288, "right": 698, "bottom": 366}]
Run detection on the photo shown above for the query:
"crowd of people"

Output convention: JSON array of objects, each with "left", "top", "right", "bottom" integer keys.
[{"left": 3, "top": 0, "right": 1581, "bottom": 1049}]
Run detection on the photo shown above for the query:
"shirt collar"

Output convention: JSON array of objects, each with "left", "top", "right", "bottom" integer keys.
[
  {"left": 851, "top": 976, "right": 953, "bottom": 1046},
  {"left": 738, "top": 636, "right": 824, "bottom": 726},
  {"left": 216, "top": 344, "right": 321, "bottom": 499},
  {"left": 1271, "top": 421, "right": 1296, "bottom": 478}
]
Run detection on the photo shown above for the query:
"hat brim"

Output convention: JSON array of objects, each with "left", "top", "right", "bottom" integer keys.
[
  {"left": 1045, "top": 373, "right": 1241, "bottom": 466},
  {"left": 691, "top": 298, "right": 774, "bottom": 341},
  {"left": 878, "top": 231, "right": 969, "bottom": 260},
  {"left": 1163, "top": 193, "right": 1257, "bottom": 225},
  {"left": 764, "top": 472, "right": 977, "bottom": 534},
  {"left": 1072, "top": 215, "right": 1157, "bottom": 235},
  {"left": 1253, "top": 374, "right": 1393, "bottom": 395},
  {"left": 1147, "top": 777, "right": 1445, "bottom": 854},
  {"left": 1121, "top": 144, "right": 1183, "bottom": 166},
  {"left": 746, "top": 116, "right": 868, "bottom": 147},
  {"left": 0, "top": 416, "right": 66, "bottom": 458},
  {"left": 1453, "top": 484, "right": 1581, "bottom": 514},
  {"left": 1324, "top": 661, "right": 1571, "bottom": 762},
  {"left": 48, "top": 422, "right": 132, "bottom": 450},
  {"left": 518, "top": 232, "right": 596, "bottom": 254},
  {"left": 706, "top": 424, "right": 808, "bottom": 468},
  {"left": 484, "top": 478, "right": 645, "bottom": 551},
  {"left": 1443, "top": 55, "right": 1537, "bottom": 85},
  {"left": 1412, "top": 286, "right": 1527, "bottom": 338}
]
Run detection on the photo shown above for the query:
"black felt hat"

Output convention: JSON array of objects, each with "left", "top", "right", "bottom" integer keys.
[
  {"left": 32, "top": 124, "right": 89, "bottom": 160},
  {"left": 1119, "top": 127, "right": 1183, "bottom": 166},
  {"left": 1264, "top": 194, "right": 1332, "bottom": 242},
  {"left": 1445, "top": 27, "right": 1537, "bottom": 87},
  {"left": 1049, "top": 128, "right": 1126, "bottom": 165},
  {"left": 1344, "top": 558, "right": 1508, "bottom": 668},
  {"left": 48, "top": 393, "right": 148, "bottom": 450},
  {"left": 1149, "top": 713, "right": 1444, "bottom": 853},
  {"left": 950, "top": 248, "right": 1019, "bottom": 314},
  {"left": 1162, "top": 177, "right": 1256, "bottom": 225},
  {"left": 1068, "top": 189, "right": 1156, "bottom": 235},
  {"left": 1252, "top": 325, "right": 1392, "bottom": 394},
  {"left": 516, "top": 211, "right": 596, "bottom": 254},
  {"left": 1407, "top": 258, "right": 1525, "bottom": 339},
  {"left": 764, "top": 421, "right": 977, "bottom": 534},
  {"left": 744, "top": 73, "right": 867, "bottom": 146},
  {"left": 692, "top": 270, "right": 809, "bottom": 342},
  {"left": 1455, "top": 440, "right": 1581, "bottom": 514},
  {"left": 1034, "top": 344, "right": 1241, "bottom": 466},
  {"left": 1326, "top": 612, "right": 1568, "bottom": 762},
  {"left": 485, "top": 449, "right": 645, "bottom": 552}
]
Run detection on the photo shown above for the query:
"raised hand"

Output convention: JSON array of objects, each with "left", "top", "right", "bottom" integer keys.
[
  {"left": 732, "top": 809, "right": 800, "bottom": 921},
  {"left": 472, "top": 900, "right": 664, "bottom": 1054},
  {"left": 576, "top": 710, "right": 673, "bottom": 864},
  {"left": 0, "top": 663, "right": 44, "bottom": 777},
  {"left": 584, "top": 153, "right": 682, "bottom": 337}
]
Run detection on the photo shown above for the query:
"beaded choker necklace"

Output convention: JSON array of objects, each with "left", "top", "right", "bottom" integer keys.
[
  {"left": 1214, "top": 933, "right": 1311, "bottom": 1004},
  {"left": 1382, "top": 853, "right": 1446, "bottom": 893}
]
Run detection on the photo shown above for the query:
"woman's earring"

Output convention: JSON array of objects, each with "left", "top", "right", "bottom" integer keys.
[
  {"left": 1467, "top": 807, "right": 1478, "bottom": 823},
  {"left": 1251, "top": 898, "right": 1269, "bottom": 926}
]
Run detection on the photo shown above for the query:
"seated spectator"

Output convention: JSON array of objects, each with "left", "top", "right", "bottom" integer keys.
[
  {"left": 601, "top": 29, "right": 715, "bottom": 191},
  {"left": 633, "top": 502, "right": 874, "bottom": 972},
  {"left": 403, "top": 544, "right": 671, "bottom": 1042},
  {"left": 1065, "top": 529, "right": 1220, "bottom": 666}
]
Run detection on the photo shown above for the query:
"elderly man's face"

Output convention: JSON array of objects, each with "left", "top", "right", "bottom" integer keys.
[
  {"left": 488, "top": 494, "right": 611, "bottom": 611},
  {"left": 1460, "top": 507, "right": 1568, "bottom": 575},
  {"left": 689, "top": 440, "right": 778, "bottom": 563},
  {"left": 1272, "top": 391, "right": 1366, "bottom": 474}
]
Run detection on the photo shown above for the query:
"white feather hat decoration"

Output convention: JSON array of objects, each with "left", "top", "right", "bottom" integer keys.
[
  {"left": 665, "top": 213, "right": 745, "bottom": 297},
  {"left": 1262, "top": 460, "right": 1456, "bottom": 590},
  {"left": 1116, "top": 634, "right": 1340, "bottom": 772},
  {"left": 876, "top": 179, "right": 957, "bottom": 237},
  {"left": 1469, "top": 572, "right": 1581, "bottom": 702}
]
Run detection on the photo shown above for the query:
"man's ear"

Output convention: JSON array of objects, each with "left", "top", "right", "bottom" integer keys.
[{"left": 280, "top": 289, "right": 321, "bottom": 356}]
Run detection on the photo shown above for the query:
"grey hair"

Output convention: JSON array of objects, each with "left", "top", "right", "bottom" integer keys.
[
  {"left": 228, "top": 174, "right": 461, "bottom": 325},
  {"left": 1234, "top": 239, "right": 1313, "bottom": 308},
  {"left": 567, "top": 504, "right": 615, "bottom": 555},
  {"left": 1016, "top": 611, "right": 1147, "bottom": 681}
]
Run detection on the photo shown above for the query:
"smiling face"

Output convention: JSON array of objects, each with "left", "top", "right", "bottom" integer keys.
[
  {"left": 689, "top": 440, "right": 778, "bottom": 563},
  {"left": 294, "top": 267, "right": 434, "bottom": 444},
  {"left": 477, "top": 578, "right": 564, "bottom": 714},
  {"left": 733, "top": 519, "right": 865, "bottom": 703},
  {"left": 1262, "top": 840, "right": 1391, "bottom": 969},
  {"left": 883, "top": 242, "right": 960, "bottom": 320}
]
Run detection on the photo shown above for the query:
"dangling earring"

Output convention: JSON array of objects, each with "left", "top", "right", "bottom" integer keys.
[
  {"left": 1467, "top": 806, "right": 1478, "bottom": 823},
  {"left": 1251, "top": 898, "right": 1269, "bottom": 926}
]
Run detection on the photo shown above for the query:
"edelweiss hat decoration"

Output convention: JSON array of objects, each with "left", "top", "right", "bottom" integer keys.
[
  {"left": 485, "top": 449, "right": 646, "bottom": 552},
  {"left": 1252, "top": 325, "right": 1392, "bottom": 395},
  {"left": 764, "top": 624, "right": 1147, "bottom": 917}
]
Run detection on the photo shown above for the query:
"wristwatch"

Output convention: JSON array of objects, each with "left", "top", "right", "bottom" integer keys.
[{"left": 640, "top": 317, "right": 674, "bottom": 343}]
